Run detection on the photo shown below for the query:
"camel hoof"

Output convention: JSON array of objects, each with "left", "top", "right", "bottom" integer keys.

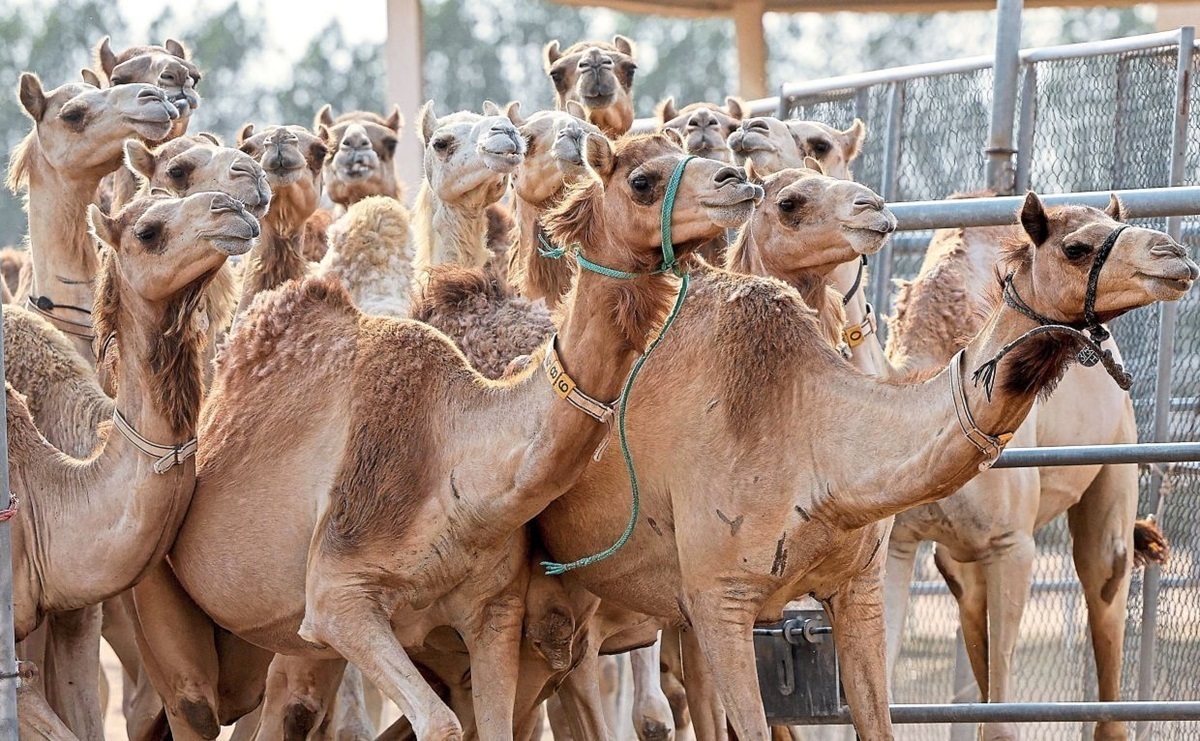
[{"left": 636, "top": 717, "right": 674, "bottom": 741}]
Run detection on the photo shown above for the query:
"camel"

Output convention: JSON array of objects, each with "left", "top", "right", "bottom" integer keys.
[
  {"left": 315, "top": 104, "right": 404, "bottom": 208},
  {"left": 232, "top": 123, "right": 328, "bottom": 317},
  {"left": 7, "top": 73, "right": 179, "bottom": 363},
  {"left": 544, "top": 36, "right": 638, "bottom": 137},
  {"left": 412, "top": 101, "right": 526, "bottom": 273},
  {"left": 0, "top": 248, "right": 28, "bottom": 300},
  {"left": 729, "top": 116, "right": 865, "bottom": 186},
  {"left": 315, "top": 195, "right": 415, "bottom": 318},
  {"left": 124, "top": 133, "right": 271, "bottom": 220},
  {"left": 532, "top": 193, "right": 1197, "bottom": 739},
  {"left": 657, "top": 97, "right": 745, "bottom": 163},
  {"left": 5, "top": 190, "right": 257, "bottom": 737},
  {"left": 883, "top": 212, "right": 1168, "bottom": 741}
]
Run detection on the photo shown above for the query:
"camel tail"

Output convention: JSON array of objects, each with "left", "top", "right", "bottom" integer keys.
[{"left": 1133, "top": 515, "right": 1169, "bottom": 567}]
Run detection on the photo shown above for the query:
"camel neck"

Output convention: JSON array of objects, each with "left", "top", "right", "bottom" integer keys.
[
  {"left": 25, "top": 151, "right": 104, "bottom": 360},
  {"left": 413, "top": 182, "right": 491, "bottom": 270},
  {"left": 830, "top": 258, "right": 892, "bottom": 378},
  {"left": 513, "top": 190, "right": 573, "bottom": 308},
  {"left": 235, "top": 221, "right": 308, "bottom": 318}
]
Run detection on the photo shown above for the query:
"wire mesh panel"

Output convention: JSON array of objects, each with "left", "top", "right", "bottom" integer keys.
[{"left": 784, "top": 86, "right": 888, "bottom": 196}]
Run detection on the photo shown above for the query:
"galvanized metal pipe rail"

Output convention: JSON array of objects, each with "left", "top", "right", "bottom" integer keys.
[
  {"left": 781, "top": 702, "right": 1200, "bottom": 726},
  {"left": 993, "top": 442, "right": 1200, "bottom": 469},
  {"left": 887, "top": 186, "right": 1200, "bottom": 231}
]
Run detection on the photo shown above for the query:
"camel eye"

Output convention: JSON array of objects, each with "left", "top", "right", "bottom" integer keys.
[
  {"left": 631, "top": 174, "right": 650, "bottom": 193},
  {"left": 382, "top": 137, "right": 398, "bottom": 156},
  {"left": 167, "top": 166, "right": 186, "bottom": 180},
  {"left": 1063, "top": 242, "right": 1092, "bottom": 261},
  {"left": 60, "top": 107, "right": 86, "bottom": 124},
  {"left": 810, "top": 140, "right": 832, "bottom": 156},
  {"left": 135, "top": 225, "right": 160, "bottom": 242},
  {"left": 432, "top": 137, "right": 452, "bottom": 153},
  {"left": 778, "top": 198, "right": 800, "bottom": 213}
]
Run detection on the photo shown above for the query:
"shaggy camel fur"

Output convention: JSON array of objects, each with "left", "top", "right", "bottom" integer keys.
[
  {"left": 506, "top": 103, "right": 600, "bottom": 310},
  {"left": 883, "top": 210, "right": 1167, "bottom": 741},
  {"left": 657, "top": 97, "right": 745, "bottom": 163},
  {"left": 544, "top": 36, "right": 638, "bottom": 137},
  {"left": 125, "top": 134, "right": 761, "bottom": 740},
  {"left": 6, "top": 191, "right": 256, "bottom": 737},
  {"left": 7, "top": 73, "right": 178, "bottom": 363},
  {"left": 412, "top": 101, "right": 526, "bottom": 273},
  {"left": 315, "top": 103, "right": 404, "bottom": 208},
  {"left": 232, "top": 123, "right": 327, "bottom": 317},
  {"left": 534, "top": 193, "right": 1197, "bottom": 739},
  {"left": 316, "top": 195, "right": 415, "bottom": 318}
]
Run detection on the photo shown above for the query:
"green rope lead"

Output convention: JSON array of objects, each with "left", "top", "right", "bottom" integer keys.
[{"left": 542, "top": 154, "right": 695, "bottom": 576}]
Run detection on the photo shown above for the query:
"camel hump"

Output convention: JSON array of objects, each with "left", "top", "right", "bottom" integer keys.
[
  {"left": 328, "top": 196, "right": 412, "bottom": 266},
  {"left": 412, "top": 264, "right": 509, "bottom": 321}
]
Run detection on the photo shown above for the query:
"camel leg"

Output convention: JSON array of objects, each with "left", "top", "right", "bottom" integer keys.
[
  {"left": 659, "top": 627, "right": 690, "bottom": 731},
  {"left": 979, "top": 534, "right": 1036, "bottom": 741},
  {"left": 102, "top": 595, "right": 165, "bottom": 739},
  {"left": 42, "top": 606, "right": 104, "bottom": 740},
  {"left": 686, "top": 590, "right": 765, "bottom": 740},
  {"left": 933, "top": 547, "right": 990, "bottom": 699},
  {"left": 455, "top": 592, "right": 525, "bottom": 741},
  {"left": 679, "top": 626, "right": 725, "bottom": 741},
  {"left": 882, "top": 531, "right": 919, "bottom": 682},
  {"left": 329, "top": 663, "right": 376, "bottom": 740},
  {"left": 1068, "top": 462, "right": 1137, "bottom": 741},
  {"left": 826, "top": 568, "right": 892, "bottom": 740},
  {"left": 253, "top": 655, "right": 345, "bottom": 740},
  {"left": 630, "top": 640, "right": 674, "bottom": 741},
  {"left": 299, "top": 586, "right": 461, "bottom": 740},
  {"left": 19, "top": 676, "right": 80, "bottom": 741},
  {"left": 555, "top": 643, "right": 613, "bottom": 740}
]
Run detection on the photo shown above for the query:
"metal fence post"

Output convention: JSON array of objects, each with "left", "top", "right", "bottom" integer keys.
[
  {"left": 986, "top": 0, "right": 1024, "bottom": 194},
  {"left": 776, "top": 83, "right": 790, "bottom": 120},
  {"left": 871, "top": 81, "right": 906, "bottom": 324},
  {"left": 0, "top": 311, "right": 18, "bottom": 731},
  {"left": 1015, "top": 62, "right": 1037, "bottom": 192},
  {"left": 1135, "top": 25, "right": 1194, "bottom": 741}
]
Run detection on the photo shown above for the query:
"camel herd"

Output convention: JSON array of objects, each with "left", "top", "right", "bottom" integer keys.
[{"left": 1, "top": 30, "right": 1196, "bottom": 741}]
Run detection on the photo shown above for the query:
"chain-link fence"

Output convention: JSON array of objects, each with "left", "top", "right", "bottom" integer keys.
[{"left": 779, "top": 29, "right": 1200, "bottom": 740}]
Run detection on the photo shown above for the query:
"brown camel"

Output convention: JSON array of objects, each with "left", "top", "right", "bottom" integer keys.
[
  {"left": 544, "top": 36, "right": 638, "bottom": 137},
  {"left": 315, "top": 103, "right": 404, "bottom": 208},
  {"left": 656, "top": 97, "right": 745, "bottom": 163},
  {"left": 412, "top": 101, "right": 526, "bottom": 273},
  {"left": 124, "top": 134, "right": 760, "bottom": 739},
  {"left": 533, "top": 193, "right": 1197, "bottom": 739},
  {"left": 6, "top": 191, "right": 257, "bottom": 737},
  {"left": 729, "top": 116, "right": 865, "bottom": 185},
  {"left": 232, "top": 123, "right": 328, "bottom": 317},
  {"left": 7, "top": 73, "right": 179, "bottom": 363},
  {"left": 883, "top": 210, "right": 1166, "bottom": 741}
]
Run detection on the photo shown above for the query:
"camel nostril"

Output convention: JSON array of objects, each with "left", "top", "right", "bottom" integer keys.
[
  {"left": 854, "top": 196, "right": 884, "bottom": 210},
  {"left": 713, "top": 166, "right": 745, "bottom": 187}
]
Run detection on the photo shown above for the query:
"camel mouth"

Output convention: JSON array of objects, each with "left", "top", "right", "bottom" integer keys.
[
  {"left": 208, "top": 235, "right": 257, "bottom": 256},
  {"left": 701, "top": 184, "right": 763, "bottom": 228},
  {"left": 264, "top": 167, "right": 305, "bottom": 189},
  {"left": 727, "top": 132, "right": 775, "bottom": 155},
  {"left": 129, "top": 119, "right": 176, "bottom": 142},
  {"left": 687, "top": 142, "right": 733, "bottom": 162},
  {"left": 581, "top": 92, "right": 617, "bottom": 108},
  {"left": 479, "top": 150, "right": 525, "bottom": 174},
  {"left": 335, "top": 149, "right": 381, "bottom": 180},
  {"left": 1136, "top": 271, "right": 1196, "bottom": 298}
]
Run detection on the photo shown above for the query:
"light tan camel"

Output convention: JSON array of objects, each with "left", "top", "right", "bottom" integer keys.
[
  {"left": 6, "top": 191, "right": 257, "bottom": 737},
  {"left": 657, "top": 97, "right": 744, "bottom": 163},
  {"left": 883, "top": 210, "right": 1167, "bottom": 741},
  {"left": 125, "top": 133, "right": 271, "bottom": 220},
  {"left": 315, "top": 104, "right": 404, "bottom": 208},
  {"left": 0, "top": 248, "right": 28, "bottom": 301},
  {"left": 412, "top": 101, "right": 526, "bottom": 272},
  {"left": 232, "top": 123, "right": 328, "bottom": 317},
  {"left": 7, "top": 73, "right": 179, "bottom": 363},
  {"left": 544, "top": 36, "right": 638, "bottom": 137},
  {"left": 533, "top": 193, "right": 1197, "bottom": 739},
  {"left": 124, "top": 134, "right": 760, "bottom": 740},
  {"left": 506, "top": 103, "right": 600, "bottom": 310},
  {"left": 315, "top": 195, "right": 415, "bottom": 318}
]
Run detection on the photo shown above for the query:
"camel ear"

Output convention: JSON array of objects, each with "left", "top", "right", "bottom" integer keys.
[
  {"left": 384, "top": 104, "right": 403, "bottom": 132},
  {"left": 95, "top": 36, "right": 117, "bottom": 78},
  {"left": 655, "top": 97, "right": 678, "bottom": 123},
  {"left": 565, "top": 100, "right": 587, "bottom": 120},
  {"left": 613, "top": 35, "right": 635, "bottom": 57},
  {"left": 803, "top": 156, "right": 826, "bottom": 175},
  {"left": 418, "top": 101, "right": 437, "bottom": 144},
  {"left": 503, "top": 101, "right": 524, "bottom": 127},
  {"left": 1105, "top": 193, "right": 1127, "bottom": 222},
  {"left": 123, "top": 140, "right": 156, "bottom": 182},
  {"left": 317, "top": 124, "right": 333, "bottom": 147},
  {"left": 544, "top": 40, "right": 562, "bottom": 71},
  {"left": 584, "top": 133, "right": 615, "bottom": 179},
  {"left": 315, "top": 104, "right": 335, "bottom": 129},
  {"left": 482, "top": 100, "right": 501, "bottom": 117},
  {"left": 81, "top": 68, "right": 102, "bottom": 88},
  {"left": 1020, "top": 191, "right": 1050, "bottom": 246},
  {"left": 725, "top": 97, "right": 745, "bottom": 120},
  {"left": 18, "top": 73, "right": 47, "bottom": 122},
  {"left": 196, "top": 131, "right": 222, "bottom": 146},
  {"left": 237, "top": 123, "right": 255, "bottom": 147},
  {"left": 164, "top": 39, "right": 189, "bottom": 60},
  {"left": 841, "top": 119, "right": 866, "bottom": 162},
  {"left": 87, "top": 204, "right": 118, "bottom": 250},
  {"left": 661, "top": 127, "right": 686, "bottom": 150}
]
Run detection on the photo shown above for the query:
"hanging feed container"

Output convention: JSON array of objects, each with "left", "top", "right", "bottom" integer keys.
[{"left": 753, "top": 607, "right": 844, "bottom": 724}]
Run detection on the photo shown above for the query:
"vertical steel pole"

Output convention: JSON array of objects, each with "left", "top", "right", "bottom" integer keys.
[
  {"left": 1135, "top": 26, "right": 1193, "bottom": 741},
  {"left": 1014, "top": 63, "right": 1037, "bottom": 193},
  {"left": 871, "top": 81, "right": 905, "bottom": 327},
  {"left": 986, "top": 0, "right": 1023, "bottom": 194},
  {"left": 0, "top": 312, "right": 18, "bottom": 731}
]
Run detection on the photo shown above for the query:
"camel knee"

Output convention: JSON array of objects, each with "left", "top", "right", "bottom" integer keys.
[
  {"left": 175, "top": 694, "right": 221, "bottom": 739},
  {"left": 283, "top": 699, "right": 321, "bottom": 741}
]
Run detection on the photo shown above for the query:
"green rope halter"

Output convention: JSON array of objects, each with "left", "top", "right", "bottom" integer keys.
[{"left": 541, "top": 154, "right": 696, "bottom": 575}]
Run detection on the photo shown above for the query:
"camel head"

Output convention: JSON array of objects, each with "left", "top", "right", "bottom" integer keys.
[
  {"left": 315, "top": 104, "right": 403, "bottom": 206},
  {"left": 657, "top": 97, "right": 745, "bottom": 163},
  {"left": 93, "top": 37, "right": 201, "bottom": 126},
  {"left": 418, "top": 101, "right": 526, "bottom": 206},
  {"left": 125, "top": 134, "right": 271, "bottom": 219},
  {"left": 10, "top": 74, "right": 178, "bottom": 186},
  {"left": 727, "top": 167, "right": 896, "bottom": 279},
  {"left": 508, "top": 102, "right": 602, "bottom": 207},
  {"left": 1004, "top": 193, "right": 1197, "bottom": 325},
  {"left": 87, "top": 192, "right": 258, "bottom": 302},
  {"left": 544, "top": 134, "right": 763, "bottom": 274},
  {"left": 236, "top": 124, "right": 326, "bottom": 233},
  {"left": 544, "top": 36, "right": 637, "bottom": 137},
  {"left": 729, "top": 117, "right": 865, "bottom": 180}
]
